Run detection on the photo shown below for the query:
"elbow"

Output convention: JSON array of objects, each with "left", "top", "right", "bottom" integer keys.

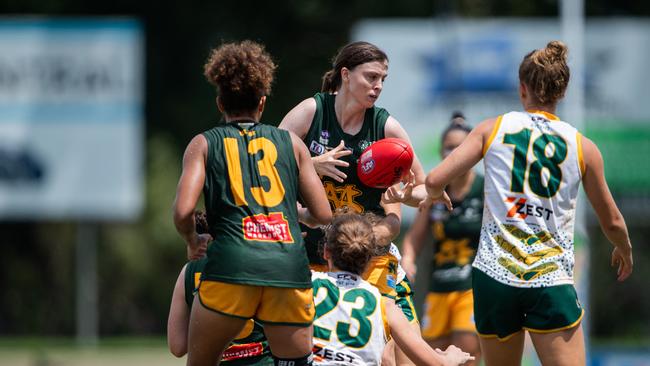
[
  {"left": 316, "top": 210, "right": 333, "bottom": 226},
  {"left": 168, "top": 338, "right": 187, "bottom": 358},
  {"left": 424, "top": 174, "right": 442, "bottom": 194}
]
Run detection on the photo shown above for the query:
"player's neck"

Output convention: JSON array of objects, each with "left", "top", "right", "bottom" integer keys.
[
  {"left": 334, "top": 90, "right": 365, "bottom": 133},
  {"left": 447, "top": 170, "right": 475, "bottom": 202},
  {"left": 523, "top": 101, "right": 557, "bottom": 115}
]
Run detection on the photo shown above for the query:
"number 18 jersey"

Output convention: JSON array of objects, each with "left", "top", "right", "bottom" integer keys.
[{"left": 475, "top": 111, "right": 585, "bottom": 288}]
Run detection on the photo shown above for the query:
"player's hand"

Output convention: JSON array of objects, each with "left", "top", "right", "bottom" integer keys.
[
  {"left": 611, "top": 245, "right": 633, "bottom": 281},
  {"left": 435, "top": 345, "right": 475, "bottom": 365},
  {"left": 418, "top": 191, "right": 452, "bottom": 212},
  {"left": 312, "top": 140, "right": 352, "bottom": 182},
  {"left": 187, "top": 233, "right": 211, "bottom": 260},
  {"left": 382, "top": 171, "right": 415, "bottom": 204}
]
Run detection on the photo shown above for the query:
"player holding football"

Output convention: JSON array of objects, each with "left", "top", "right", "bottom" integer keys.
[
  {"left": 385, "top": 41, "right": 633, "bottom": 366},
  {"left": 279, "top": 41, "right": 437, "bottom": 365}
]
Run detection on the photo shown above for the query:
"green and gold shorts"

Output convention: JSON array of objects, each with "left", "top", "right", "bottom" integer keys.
[{"left": 472, "top": 268, "right": 583, "bottom": 341}]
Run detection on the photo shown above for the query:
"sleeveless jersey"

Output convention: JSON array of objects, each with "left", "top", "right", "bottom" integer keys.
[
  {"left": 302, "top": 92, "right": 390, "bottom": 264},
  {"left": 202, "top": 122, "right": 310, "bottom": 288},
  {"left": 184, "top": 259, "right": 273, "bottom": 366},
  {"left": 429, "top": 175, "right": 484, "bottom": 293},
  {"left": 312, "top": 271, "right": 389, "bottom": 366},
  {"left": 475, "top": 111, "right": 585, "bottom": 288}
]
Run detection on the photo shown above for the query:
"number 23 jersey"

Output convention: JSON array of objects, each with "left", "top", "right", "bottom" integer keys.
[
  {"left": 476, "top": 111, "right": 585, "bottom": 288},
  {"left": 312, "top": 271, "right": 389, "bottom": 366}
]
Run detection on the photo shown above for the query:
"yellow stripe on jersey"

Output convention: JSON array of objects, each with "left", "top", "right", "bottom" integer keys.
[
  {"left": 380, "top": 298, "right": 391, "bottom": 341},
  {"left": 527, "top": 110, "right": 560, "bottom": 121},
  {"left": 576, "top": 132, "right": 586, "bottom": 176},
  {"left": 483, "top": 115, "right": 503, "bottom": 157}
]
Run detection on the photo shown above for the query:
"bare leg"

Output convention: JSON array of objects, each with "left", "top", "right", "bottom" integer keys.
[
  {"left": 450, "top": 332, "right": 481, "bottom": 366},
  {"left": 529, "top": 324, "right": 585, "bottom": 366},
  {"left": 479, "top": 331, "right": 525, "bottom": 366},
  {"left": 187, "top": 299, "right": 247, "bottom": 366},
  {"left": 264, "top": 324, "right": 314, "bottom": 359},
  {"left": 426, "top": 334, "right": 451, "bottom": 351}
]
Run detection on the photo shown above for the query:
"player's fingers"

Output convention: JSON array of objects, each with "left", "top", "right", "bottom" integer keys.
[
  {"left": 331, "top": 159, "right": 350, "bottom": 167},
  {"left": 333, "top": 149, "right": 352, "bottom": 158},
  {"left": 331, "top": 140, "right": 346, "bottom": 153}
]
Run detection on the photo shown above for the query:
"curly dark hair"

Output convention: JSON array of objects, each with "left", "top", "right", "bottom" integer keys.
[
  {"left": 203, "top": 40, "right": 276, "bottom": 115},
  {"left": 519, "top": 40, "right": 570, "bottom": 106}
]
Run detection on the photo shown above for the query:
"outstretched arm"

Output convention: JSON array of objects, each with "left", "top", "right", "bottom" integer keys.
[
  {"left": 401, "top": 199, "right": 433, "bottom": 280},
  {"left": 385, "top": 299, "right": 473, "bottom": 366},
  {"left": 581, "top": 136, "right": 633, "bottom": 281},
  {"left": 424, "top": 118, "right": 495, "bottom": 200}
]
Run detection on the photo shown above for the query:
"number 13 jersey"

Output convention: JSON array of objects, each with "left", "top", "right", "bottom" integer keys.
[
  {"left": 201, "top": 122, "right": 310, "bottom": 288},
  {"left": 475, "top": 111, "right": 586, "bottom": 288}
]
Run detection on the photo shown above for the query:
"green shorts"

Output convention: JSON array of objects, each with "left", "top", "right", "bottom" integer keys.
[
  {"left": 395, "top": 277, "right": 419, "bottom": 323},
  {"left": 472, "top": 268, "right": 583, "bottom": 341}
]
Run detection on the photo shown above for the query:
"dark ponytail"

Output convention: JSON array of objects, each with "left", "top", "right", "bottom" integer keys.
[{"left": 321, "top": 41, "right": 388, "bottom": 93}]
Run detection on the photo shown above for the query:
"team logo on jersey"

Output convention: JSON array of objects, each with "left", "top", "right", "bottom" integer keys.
[
  {"left": 505, "top": 197, "right": 554, "bottom": 220},
  {"left": 242, "top": 212, "right": 294, "bottom": 243},
  {"left": 358, "top": 139, "right": 372, "bottom": 152},
  {"left": 323, "top": 182, "right": 364, "bottom": 213},
  {"left": 319, "top": 130, "right": 330, "bottom": 145},
  {"left": 310, "top": 140, "right": 326, "bottom": 155},
  {"left": 222, "top": 342, "right": 265, "bottom": 361}
]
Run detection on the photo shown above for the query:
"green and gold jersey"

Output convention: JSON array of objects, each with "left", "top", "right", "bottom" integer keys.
[
  {"left": 185, "top": 259, "right": 273, "bottom": 366},
  {"left": 302, "top": 92, "right": 390, "bottom": 264},
  {"left": 429, "top": 175, "right": 484, "bottom": 293},
  {"left": 202, "top": 122, "right": 310, "bottom": 288}
]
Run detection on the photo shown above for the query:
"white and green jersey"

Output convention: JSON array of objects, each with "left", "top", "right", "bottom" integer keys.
[
  {"left": 474, "top": 110, "right": 585, "bottom": 288},
  {"left": 312, "top": 271, "right": 389, "bottom": 365}
]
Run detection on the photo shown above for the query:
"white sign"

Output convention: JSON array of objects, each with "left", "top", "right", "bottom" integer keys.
[{"left": 0, "top": 18, "right": 144, "bottom": 220}]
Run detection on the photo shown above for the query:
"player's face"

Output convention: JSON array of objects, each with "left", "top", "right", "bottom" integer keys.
[
  {"left": 441, "top": 129, "right": 469, "bottom": 158},
  {"left": 345, "top": 60, "right": 388, "bottom": 108}
]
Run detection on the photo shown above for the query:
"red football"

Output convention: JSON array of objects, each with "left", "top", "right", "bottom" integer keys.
[{"left": 357, "top": 138, "right": 414, "bottom": 189}]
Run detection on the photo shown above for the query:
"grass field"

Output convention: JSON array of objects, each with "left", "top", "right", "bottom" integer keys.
[
  {"left": 0, "top": 337, "right": 184, "bottom": 366},
  {"left": 2, "top": 337, "right": 649, "bottom": 366}
]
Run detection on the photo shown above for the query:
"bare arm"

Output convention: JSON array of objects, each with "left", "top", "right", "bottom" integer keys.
[
  {"left": 401, "top": 199, "right": 433, "bottom": 280},
  {"left": 279, "top": 98, "right": 316, "bottom": 139},
  {"left": 280, "top": 97, "right": 352, "bottom": 182},
  {"left": 385, "top": 299, "right": 472, "bottom": 366},
  {"left": 291, "top": 132, "right": 333, "bottom": 226},
  {"left": 383, "top": 116, "right": 448, "bottom": 207},
  {"left": 581, "top": 136, "right": 633, "bottom": 281},
  {"left": 167, "top": 264, "right": 189, "bottom": 358},
  {"left": 425, "top": 118, "right": 496, "bottom": 199},
  {"left": 172, "top": 135, "right": 211, "bottom": 259},
  {"left": 372, "top": 116, "right": 429, "bottom": 244}
]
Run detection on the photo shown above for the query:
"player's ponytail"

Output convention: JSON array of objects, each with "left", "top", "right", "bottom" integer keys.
[
  {"left": 321, "top": 41, "right": 388, "bottom": 93},
  {"left": 324, "top": 212, "right": 375, "bottom": 275},
  {"left": 519, "top": 40, "right": 570, "bottom": 106}
]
